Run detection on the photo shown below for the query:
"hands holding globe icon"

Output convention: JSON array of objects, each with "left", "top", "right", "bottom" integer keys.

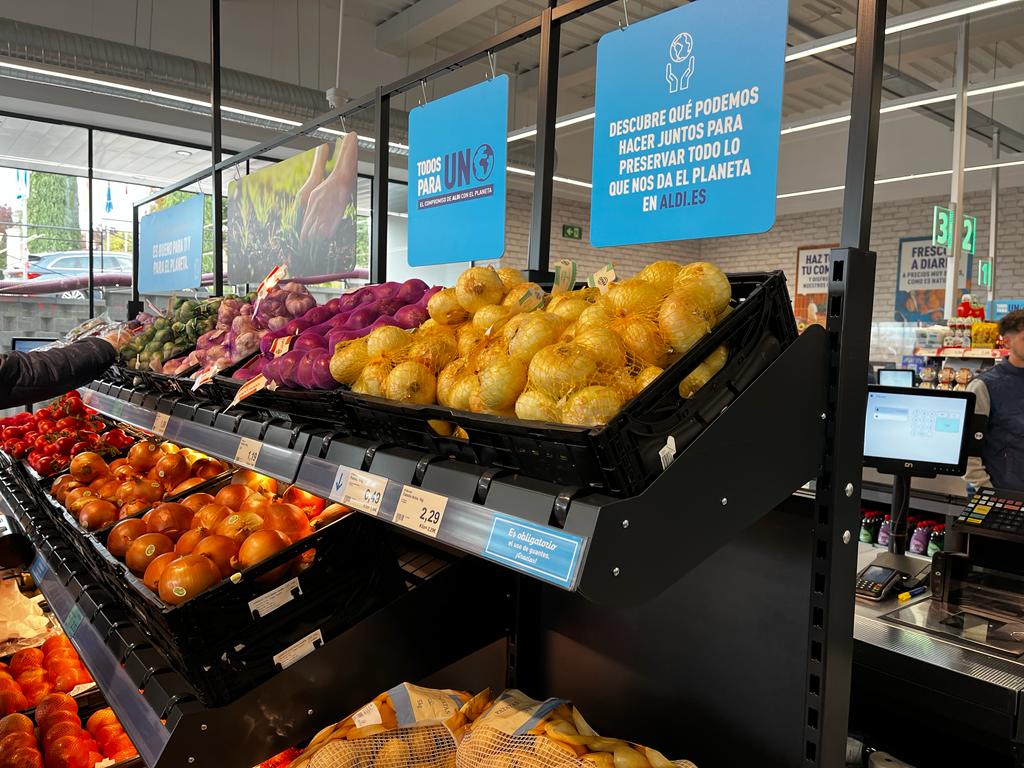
[{"left": 666, "top": 32, "right": 695, "bottom": 94}]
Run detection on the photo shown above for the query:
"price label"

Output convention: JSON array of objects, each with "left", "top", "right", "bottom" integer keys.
[
  {"left": 253, "top": 264, "right": 288, "bottom": 315},
  {"left": 552, "top": 259, "right": 577, "bottom": 295},
  {"left": 235, "top": 437, "right": 262, "bottom": 469},
  {"left": 248, "top": 577, "right": 302, "bottom": 619},
  {"left": 341, "top": 470, "right": 387, "bottom": 516},
  {"left": 393, "top": 485, "right": 448, "bottom": 538},
  {"left": 270, "top": 335, "right": 294, "bottom": 357},
  {"left": 587, "top": 263, "right": 617, "bottom": 294},
  {"left": 191, "top": 364, "right": 221, "bottom": 391},
  {"left": 152, "top": 412, "right": 170, "bottom": 437},
  {"left": 272, "top": 628, "right": 323, "bottom": 670},
  {"left": 229, "top": 374, "right": 269, "bottom": 409},
  {"left": 64, "top": 604, "right": 84, "bottom": 637}
]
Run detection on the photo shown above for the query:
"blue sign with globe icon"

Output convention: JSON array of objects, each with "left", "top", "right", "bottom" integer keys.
[
  {"left": 590, "top": 0, "right": 787, "bottom": 246},
  {"left": 408, "top": 76, "right": 508, "bottom": 266}
]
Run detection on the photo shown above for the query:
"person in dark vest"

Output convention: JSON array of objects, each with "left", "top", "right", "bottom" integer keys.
[{"left": 965, "top": 310, "right": 1024, "bottom": 491}]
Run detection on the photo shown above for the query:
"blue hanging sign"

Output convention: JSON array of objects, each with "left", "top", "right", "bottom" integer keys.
[
  {"left": 589, "top": 0, "right": 788, "bottom": 247},
  {"left": 483, "top": 514, "right": 585, "bottom": 588},
  {"left": 138, "top": 195, "right": 204, "bottom": 293},
  {"left": 408, "top": 76, "right": 508, "bottom": 266},
  {"left": 989, "top": 299, "right": 1024, "bottom": 321}
]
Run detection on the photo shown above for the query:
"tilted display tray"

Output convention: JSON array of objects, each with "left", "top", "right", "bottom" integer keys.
[
  {"left": 84, "top": 512, "right": 404, "bottom": 707},
  {"left": 340, "top": 271, "right": 797, "bottom": 497}
]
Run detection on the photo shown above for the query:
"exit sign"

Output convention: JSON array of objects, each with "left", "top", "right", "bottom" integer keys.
[
  {"left": 932, "top": 205, "right": 976, "bottom": 254},
  {"left": 562, "top": 224, "right": 583, "bottom": 240}
]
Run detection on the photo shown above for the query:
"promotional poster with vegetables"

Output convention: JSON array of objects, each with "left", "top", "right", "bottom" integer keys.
[{"left": 227, "top": 135, "right": 359, "bottom": 283}]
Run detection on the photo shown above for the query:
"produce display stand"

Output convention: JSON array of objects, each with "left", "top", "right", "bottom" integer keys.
[{"left": 0, "top": 1, "right": 892, "bottom": 767}]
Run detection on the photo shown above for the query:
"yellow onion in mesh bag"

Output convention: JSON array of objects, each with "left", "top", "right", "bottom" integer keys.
[
  {"left": 478, "top": 356, "right": 528, "bottom": 411},
  {"left": 386, "top": 361, "right": 437, "bottom": 404},
  {"left": 497, "top": 267, "right": 526, "bottom": 291},
  {"left": 437, "top": 359, "right": 468, "bottom": 407},
  {"left": 636, "top": 260, "right": 681, "bottom": 291},
  {"left": 575, "top": 304, "right": 612, "bottom": 332},
  {"left": 548, "top": 298, "right": 589, "bottom": 324},
  {"left": 515, "top": 390, "right": 560, "bottom": 422},
  {"left": 614, "top": 315, "right": 669, "bottom": 367},
  {"left": 473, "top": 304, "right": 515, "bottom": 334},
  {"left": 658, "top": 288, "right": 714, "bottom": 358},
  {"left": 574, "top": 327, "right": 627, "bottom": 372},
  {"left": 449, "top": 373, "right": 479, "bottom": 411},
  {"left": 600, "top": 279, "right": 663, "bottom": 318},
  {"left": 634, "top": 365, "right": 664, "bottom": 393},
  {"left": 456, "top": 266, "right": 505, "bottom": 313},
  {"left": 408, "top": 332, "right": 458, "bottom": 373},
  {"left": 352, "top": 361, "right": 391, "bottom": 396},
  {"left": 367, "top": 325, "right": 411, "bottom": 358},
  {"left": 560, "top": 385, "right": 623, "bottom": 426},
  {"left": 428, "top": 288, "right": 469, "bottom": 325},
  {"left": 679, "top": 346, "right": 729, "bottom": 398},
  {"left": 457, "top": 323, "right": 486, "bottom": 358},
  {"left": 528, "top": 342, "right": 599, "bottom": 400},
  {"left": 674, "top": 261, "right": 732, "bottom": 314},
  {"left": 506, "top": 313, "right": 564, "bottom": 362},
  {"left": 330, "top": 338, "right": 368, "bottom": 385}
]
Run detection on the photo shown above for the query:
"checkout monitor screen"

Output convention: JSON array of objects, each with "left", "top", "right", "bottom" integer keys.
[
  {"left": 863, "top": 386, "right": 974, "bottom": 476},
  {"left": 877, "top": 368, "right": 914, "bottom": 387}
]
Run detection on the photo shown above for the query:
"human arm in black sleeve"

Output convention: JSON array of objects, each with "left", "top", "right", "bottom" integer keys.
[{"left": 0, "top": 338, "right": 117, "bottom": 409}]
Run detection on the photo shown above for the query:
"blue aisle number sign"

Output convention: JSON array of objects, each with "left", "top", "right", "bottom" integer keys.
[
  {"left": 138, "top": 195, "right": 204, "bottom": 293},
  {"left": 408, "top": 76, "right": 508, "bottom": 266},
  {"left": 589, "top": 0, "right": 788, "bottom": 247}
]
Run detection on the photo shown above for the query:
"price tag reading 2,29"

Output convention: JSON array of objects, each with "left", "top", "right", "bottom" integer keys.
[
  {"left": 393, "top": 486, "right": 448, "bottom": 538},
  {"left": 234, "top": 437, "right": 262, "bottom": 469},
  {"left": 341, "top": 470, "right": 388, "bottom": 516}
]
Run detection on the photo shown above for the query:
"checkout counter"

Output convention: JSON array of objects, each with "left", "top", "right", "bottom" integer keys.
[{"left": 847, "top": 387, "right": 1024, "bottom": 767}]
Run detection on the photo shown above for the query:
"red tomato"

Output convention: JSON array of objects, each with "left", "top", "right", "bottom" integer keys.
[
  {"left": 82, "top": 432, "right": 101, "bottom": 446},
  {"left": 36, "top": 419, "right": 55, "bottom": 434},
  {"left": 54, "top": 436, "right": 76, "bottom": 455},
  {"left": 9, "top": 441, "right": 27, "bottom": 459},
  {"left": 71, "top": 442, "right": 90, "bottom": 455},
  {"left": 103, "top": 429, "right": 133, "bottom": 450},
  {"left": 33, "top": 435, "right": 52, "bottom": 450},
  {"left": 14, "top": 412, "right": 34, "bottom": 425},
  {"left": 55, "top": 417, "right": 82, "bottom": 431},
  {"left": 2, "top": 426, "right": 26, "bottom": 440},
  {"left": 23, "top": 431, "right": 38, "bottom": 444}
]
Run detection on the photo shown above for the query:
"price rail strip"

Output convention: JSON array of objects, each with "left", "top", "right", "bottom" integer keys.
[
  {"left": 81, "top": 390, "right": 301, "bottom": 484},
  {"left": 84, "top": 386, "right": 588, "bottom": 590}
]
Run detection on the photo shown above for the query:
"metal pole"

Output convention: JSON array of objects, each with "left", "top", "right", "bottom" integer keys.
[
  {"left": 371, "top": 88, "right": 390, "bottom": 284},
  {"left": 989, "top": 126, "right": 999, "bottom": 306},
  {"left": 526, "top": 4, "right": 559, "bottom": 279},
  {"left": 807, "top": 0, "right": 886, "bottom": 765},
  {"left": 211, "top": 0, "right": 224, "bottom": 297},
  {"left": 128, "top": 205, "right": 142, "bottom": 320},
  {"left": 943, "top": 19, "right": 970, "bottom": 319},
  {"left": 87, "top": 128, "right": 95, "bottom": 318}
]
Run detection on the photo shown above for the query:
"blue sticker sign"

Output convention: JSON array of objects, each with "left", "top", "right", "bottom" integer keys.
[
  {"left": 589, "top": 0, "right": 787, "bottom": 247},
  {"left": 408, "top": 76, "right": 508, "bottom": 266},
  {"left": 483, "top": 514, "right": 585, "bottom": 588},
  {"left": 989, "top": 299, "right": 1024, "bottom": 321},
  {"left": 138, "top": 195, "right": 204, "bottom": 293}
]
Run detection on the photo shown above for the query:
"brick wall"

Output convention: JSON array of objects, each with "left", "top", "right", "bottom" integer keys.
[{"left": 499, "top": 185, "right": 1024, "bottom": 326}]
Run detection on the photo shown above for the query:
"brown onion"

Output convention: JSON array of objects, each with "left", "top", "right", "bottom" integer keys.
[
  {"left": 70, "top": 452, "right": 108, "bottom": 483},
  {"left": 193, "top": 535, "right": 239, "bottom": 578},
  {"left": 145, "top": 503, "right": 194, "bottom": 541},
  {"left": 193, "top": 503, "right": 231, "bottom": 530},
  {"left": 234, "top": 529, "right": 293, "bottom": 583},
  {"left": 169, "top": 477, "right": 205, "bottom": 497},
  {"left": 182, "top": 492, "right": 216, "bottom": 513},
  {"left": 214, "top": 483, "right": 252, "bottom": 511},
  {"left": 174, "top": 527, "right": 208, "bottom": 555},
  {"left": 154, "top": 453, "right": 190, "bottom": 489},
  {"left": 127, "top": 441, "right": 162, "bottom": 471},
  {"left": 158, "top": 554, "right": 222, "bottom": 605},
  {"left": 118, "top": 499, "right": 149, "bottom": 518},
  {"left": 78, "top": 500, "right": 118, "bottom": 531},
  {"left": 214, "top": 512, "right": 264, "bottom": 545},
  {"left": 238, "top": 492, "right": 271, "bottom": 517},
  {"left": 190, "top": 458, "right": 224, "bottom": 479},
  {"left": 281, "top": 486, "right": 325, "bottom": 517},
  {"left": 263, "top": 503, "right": 312, "bottom": 543},
  {"left": 106, "top": 518, "right": 148, "bottom": 558},
  {"left": 234, "top": 469, "right": 277, "bottom": 495},
  {"left": 125, "top": 533, "right": 174, "bottom": 575},
  {"left": 143, "top": 552, "right": 177, "bottom": 593}
]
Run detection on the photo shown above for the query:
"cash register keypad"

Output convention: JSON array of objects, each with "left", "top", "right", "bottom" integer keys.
[{"left": 955, "top": 489, "right": 1024, "bottom": 536}]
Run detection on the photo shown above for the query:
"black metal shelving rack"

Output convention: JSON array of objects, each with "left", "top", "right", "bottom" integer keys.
[{"left": 3, "top": 0, "right": 891, "bottom": 765}]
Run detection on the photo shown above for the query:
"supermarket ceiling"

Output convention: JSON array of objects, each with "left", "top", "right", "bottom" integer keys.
[{"left": 0, "top": 0, "right": 1021, "bottom": 211}]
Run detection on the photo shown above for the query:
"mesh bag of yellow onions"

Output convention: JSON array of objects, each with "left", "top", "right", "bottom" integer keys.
[
  {"left": 456, "top": 690, "right": 696, "bottom": 768},
  {"left": 291, "top": 684, "right": 492, "bottom": 768}
]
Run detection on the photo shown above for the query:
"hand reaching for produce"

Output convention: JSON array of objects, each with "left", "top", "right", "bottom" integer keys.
[
  {"left": 296, "top": 142, "right": 330, "bottom": 217},
  {"left": 298, "top": 132, "right": 358, "bottom": 249}
]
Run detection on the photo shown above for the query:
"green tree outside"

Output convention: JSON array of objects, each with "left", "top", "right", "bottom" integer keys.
[{"left": 26, "top": 172, "right": 80, "bottom": 254}]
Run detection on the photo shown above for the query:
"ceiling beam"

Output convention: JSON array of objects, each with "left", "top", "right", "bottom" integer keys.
[{"left": 376, "top": 0, "right": 506, "bottom": 55}]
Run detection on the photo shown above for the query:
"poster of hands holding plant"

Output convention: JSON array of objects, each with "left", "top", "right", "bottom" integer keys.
[{"left": 227, "top": 132, "right": 359, "bottom": 283}]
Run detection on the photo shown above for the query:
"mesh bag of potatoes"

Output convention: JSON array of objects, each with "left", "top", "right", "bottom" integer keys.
[
  {"left": 291, "top": 684, "right": 492, "bottom": 768},
  {"left": 456, "top": 690, "right": 696, "bottom": 768},
  {"left": 328, "top": 261, "right": 735, "bottom": 428}
]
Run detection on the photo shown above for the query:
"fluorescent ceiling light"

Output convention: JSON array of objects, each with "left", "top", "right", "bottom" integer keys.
[
  {"left": 508, "top": 109, "right": 598, "bottom": 143},
  {"left": 885, "top": 0, "right": 1020, "bottom": 34},
  {"left": 968, "top": 78, "right": 1024, "bottom": 97},
  {"left": 781, "top": 115, "right": 851, "bottom": 135},
  {"left": 785, "top": 37, "right": 856, "bottom": 63}
]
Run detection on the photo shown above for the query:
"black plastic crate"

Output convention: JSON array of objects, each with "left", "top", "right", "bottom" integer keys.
[
  {"left": 211, "top": 358, "right": 353, "bottom": 426},
  {"left": 85, "top": 512, "right": 402, "bottom": 706},
  {"left": 340, "top": 271, "right": 797, "bottom": 497}
]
